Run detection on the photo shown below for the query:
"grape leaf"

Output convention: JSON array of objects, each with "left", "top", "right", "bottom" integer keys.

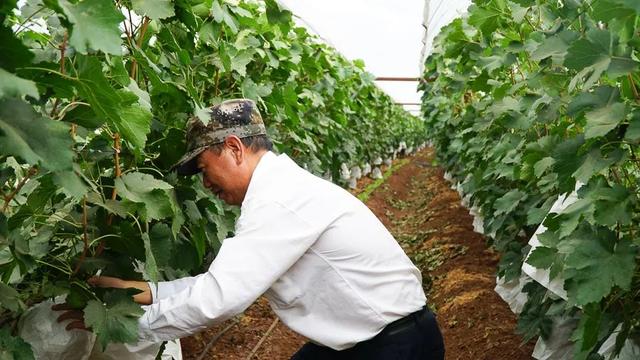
[
  {"left": 141, "top": 233, "right": 159, "bottom": 283},
  {"left": 530, "top": 30, "right": 578, "bottom": 65},
  {"left": 591, "top": 0, "right": 640, "bottom": 22},
  {"left": 564, "top": 227, "right": 636, "bottom": 306},
  {"left": 0, "top": 282, "right": 23, "bottom": 312},
  {"left": 468, "top": 2, "right": 505, "bottom": 35},
  {"left": 0, "top": 69, "right": 39, "bottom": 100},
  {"left": 494, "top": 189, "right": 527, "bottom": 215},
  {"left": 58, "top": 0, "right": 125, "bottom": 55},
  {"left": 584, "top": 102, "right": 626, "bottom": 139},
  {"left": 115, "top": 172, "right": 174, "bottom": 221},
  {"left": 84, "top": 298, "right": 144, "bottom": 350},
  {"left": 0, "top": 25, "right": 34, "bottom": 72},
  {"left": 565, "top": 29, "right": 638, "bottom": 90},
  {"left": 0, "top": 98, "right": 73, "bottom": 171},
  {"left": 526, "top": 246, "right": 558, "bottom": 269},
  {"left": 0, "top": 328, "right": 34, "bottom": 360},
  {"left": 625, "top": 111, "right": 640, "bottom": 141},
  {"left": 74, "top": 56, "right": 152, "bottom": 149},
  {"left": 132, "top": 0, "right": 175, "bottom": 20}
]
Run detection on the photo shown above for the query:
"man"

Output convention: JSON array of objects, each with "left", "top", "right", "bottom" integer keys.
[{"left": 88, "top": 99, "right": 445, "bottom": 359}]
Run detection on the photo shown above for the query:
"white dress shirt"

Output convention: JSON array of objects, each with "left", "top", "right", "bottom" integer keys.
[{"left": 138, "top": 151, "right": 426, "bottom": 350}]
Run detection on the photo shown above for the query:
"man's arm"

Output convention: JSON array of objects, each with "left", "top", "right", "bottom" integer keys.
[
  {"left": 137, "top": 200, "right": 321, "bottom": 342},
  {"left": 89, "top": 276, "right": 152, "bottom": 304}
]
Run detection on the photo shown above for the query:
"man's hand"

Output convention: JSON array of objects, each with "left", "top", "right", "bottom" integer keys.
[
  {"left": 88, "top": 276, "right": 153, "bottom": 305},
  {"left": 53, "top": 276, "right": 153, "bottom": 331}
]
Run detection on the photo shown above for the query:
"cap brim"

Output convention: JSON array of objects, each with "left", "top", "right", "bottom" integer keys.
[{"left": 171, "top": 146, "right": 207, "bottom": 176}]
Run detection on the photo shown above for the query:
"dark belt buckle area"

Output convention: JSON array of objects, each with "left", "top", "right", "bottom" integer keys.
[{"left": 381, "top": 307, "right": 426, "bottom": 337}]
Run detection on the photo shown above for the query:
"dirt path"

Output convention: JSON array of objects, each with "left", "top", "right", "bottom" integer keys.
[{"left": 181, "top": 148, "right": 533, "bottom": 359}]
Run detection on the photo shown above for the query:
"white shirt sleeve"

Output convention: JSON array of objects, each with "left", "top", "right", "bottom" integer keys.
[
  {"left": 137, "top": 200, "right": 322, "bottom": 342},
  {"left": 147, "top": 275, "right": 202, "bottom": 304}
]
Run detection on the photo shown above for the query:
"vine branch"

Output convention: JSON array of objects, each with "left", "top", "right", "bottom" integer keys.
[
  {"left": 50, "top": 31, "right": 68, "bottom": 118},
  {"left": 1, "top": 167, "right": 37, "bottom": 213},
  {"left": 130, "top": 16, "right": 150, "bottom": 79},
  {"left": 72, "top": 196, "right": 89, "bottom": 276},
  {"left": 95, "top": 133, "right": 121, "bottom": 256},
  {"left": 245, "top": 318, "right": 279, "bottom": 360}
]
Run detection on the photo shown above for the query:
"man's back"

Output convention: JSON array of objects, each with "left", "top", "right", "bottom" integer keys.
[{"left": 241, "top": 152, "right": 427, "bottom": 350}]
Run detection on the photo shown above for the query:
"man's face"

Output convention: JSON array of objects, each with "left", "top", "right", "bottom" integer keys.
[{"left": 196, "top": 146, "right": 246, "bottom": 205}]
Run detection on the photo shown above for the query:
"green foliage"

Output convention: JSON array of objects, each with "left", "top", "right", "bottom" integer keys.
[
  {"left": 84, "top": 290, "right": 145, "bottom": 351},
  {"left": 421, "top": 0, "right": 640, "bottom": 357},
  {"left": 0, "top": 0, "right": 426, "bottom": 351},
  {"left": 0, "top": 328, "right": 34, "bottom": 360}
]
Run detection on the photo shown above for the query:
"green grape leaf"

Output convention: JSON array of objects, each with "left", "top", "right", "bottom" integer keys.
[
  {"left": 230, "top": 49, "right": 254, "bottom": 76},
  {"left": 530, "top": 30, "right": 577, "bottom": 65},
  {"left": 526, "top": 246, "right": 558, "bottom": 270},
  {"left": 572, "top": 148, "right": 622, "bottom": 183},
  {"left": 468, "top": 2, "right": 504, "bottom": 35},
  {"left": 0, "top": 25, "right": 34, "bottom": 72},
  {"left": 564, "top": 227, "right": 636, "bottom": 306},
  {"left": 74, "top": 56, "right": 152, "bottom": 148},
  {"left": 571, "top": 303, "right": 603, "bottom": 355},
  {"left": 591, "top": 0, "right": 640, "bottom": 22},
  {"left": 115, "top": 172, "right": 174, "bottom": 221},
  {"left": 241, "top": 78, "right": 272, "bottom": 101},
  {"left": 584, "top": 102, "right": 626, "bottom": 139},
  {"left": 141, "top": 233, "right": 159, "bottom": 283},
  {"left": 565, "top": 29, "right": 638, "bottom": 90},
  {"left": 132, "top": 0, "right": 175, "bottom": 20},
  {"left": 84, "top": 298, "right": 144, "bottom": 350},
  {"left": 265, "top": 0, "right": 292, "bottom": 32},
  {"left": 53, "top": 170, "right": 89, "bottom": 199},
  {"left": 526, "top": 196, "right": 557, "bottom": 225},
  {"left": 0, "top": 328, "right": 34, "bottom": 360},
  {"left": 148, "top": 223, "right": 174, "bottom": 268},
  {"left": 592, "top": 184, "right": 632, "bottom": 227},
  {"left": 625, "top": 111, "right": 640, "bottom": 141},
  {"left": 0, "top": 282, "right": 23, "bottom": 312},
  {"left": 115, "top": 104, "right": 153, "bottom": 150},
  {"left": 0, "top": 69, "right": 39, "bottom": 100},
  {"left": 493, "top": 189, "right": 527, "bottom": 215},
  {"left": 0, "top": 98, "right": 73, "bottom": 171},
  {"left": 58, "top": 0, "right": 125, "bottom": 55}
]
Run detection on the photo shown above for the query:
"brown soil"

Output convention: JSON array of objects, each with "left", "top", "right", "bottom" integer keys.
[{"left": 181, "top": 148, "right": 534, "bottom": 359}]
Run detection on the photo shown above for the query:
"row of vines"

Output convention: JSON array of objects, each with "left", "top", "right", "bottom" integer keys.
[
  {"left": 0, "top": 0, "right": 426, "bottom": 356},
  {"left": 420, "top": 0, "right": 639, "bottom": 358}
]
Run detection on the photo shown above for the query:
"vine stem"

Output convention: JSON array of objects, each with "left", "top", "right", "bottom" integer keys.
[
  {"left": 628, "top": 74, "right": 640, "bottom": 102},
  {"left": 50, "top": 31, "right": 68, "bottom": 118},
  {"left": 1, "top": 167, "right": 37, "bottom": 213},
  {"left": 72, "top": 196, "right": 89, "bottom": 276},
  {"left": 130, "top": 16, "right": 150, "bottom": 79},
  {"left": 196, "top": 317, "right": 241, "bottom": 360},
  {"left": 245, "top": 318, "right": 279, "bottom": 360},
  {"left": 95, "top": 133, "right": 121, "bottom": 256}
]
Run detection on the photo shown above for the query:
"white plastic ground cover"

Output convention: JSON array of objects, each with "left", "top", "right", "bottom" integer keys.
[
  {"left": 18, "top": 299, "right": 182, "bottom": 360},
  {"left": 597, "top": 325, "right": 640, "bottom": 359},
  {"left": 494, "top": 274, "right": 531, "bottom": 315},
  {"left": 521, "top": 183, "right": 584, "bottom": 301},
  {"left": 532, "top": 320, "right": 640, "bottom": 360},
  {"left": 532, "top": 316, "right": 579, "bottom": 360}
]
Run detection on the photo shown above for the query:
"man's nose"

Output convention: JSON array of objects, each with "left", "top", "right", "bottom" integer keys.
[{"left": 202, "top": 176, "right": 211, "bottom": 188}]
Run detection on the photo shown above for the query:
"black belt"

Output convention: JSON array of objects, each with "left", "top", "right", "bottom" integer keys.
[{"left": 379, "top": 305, "right": 430, "bottom": 337}]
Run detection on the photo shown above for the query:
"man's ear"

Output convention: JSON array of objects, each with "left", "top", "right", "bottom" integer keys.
[{"left": 224, "top": 136, "right": 245, "bottom": 164}]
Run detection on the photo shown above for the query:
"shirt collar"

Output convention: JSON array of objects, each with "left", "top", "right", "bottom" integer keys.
[{"left": 242, "top": 151, "right": 278, "bottom": 207}]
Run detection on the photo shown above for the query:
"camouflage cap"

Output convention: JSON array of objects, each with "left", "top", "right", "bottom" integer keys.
[{"left": 172, "top": 99, "right": 266, "bottom": 175}]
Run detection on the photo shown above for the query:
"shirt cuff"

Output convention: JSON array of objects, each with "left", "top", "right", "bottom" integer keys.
[{"left": 147, "top": 282, "right": 158, "bottom": 304}]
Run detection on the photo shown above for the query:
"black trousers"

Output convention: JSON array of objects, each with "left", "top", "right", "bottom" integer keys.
[{"left": 290, "top": 307, "right": 445, "bottom": 360}]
